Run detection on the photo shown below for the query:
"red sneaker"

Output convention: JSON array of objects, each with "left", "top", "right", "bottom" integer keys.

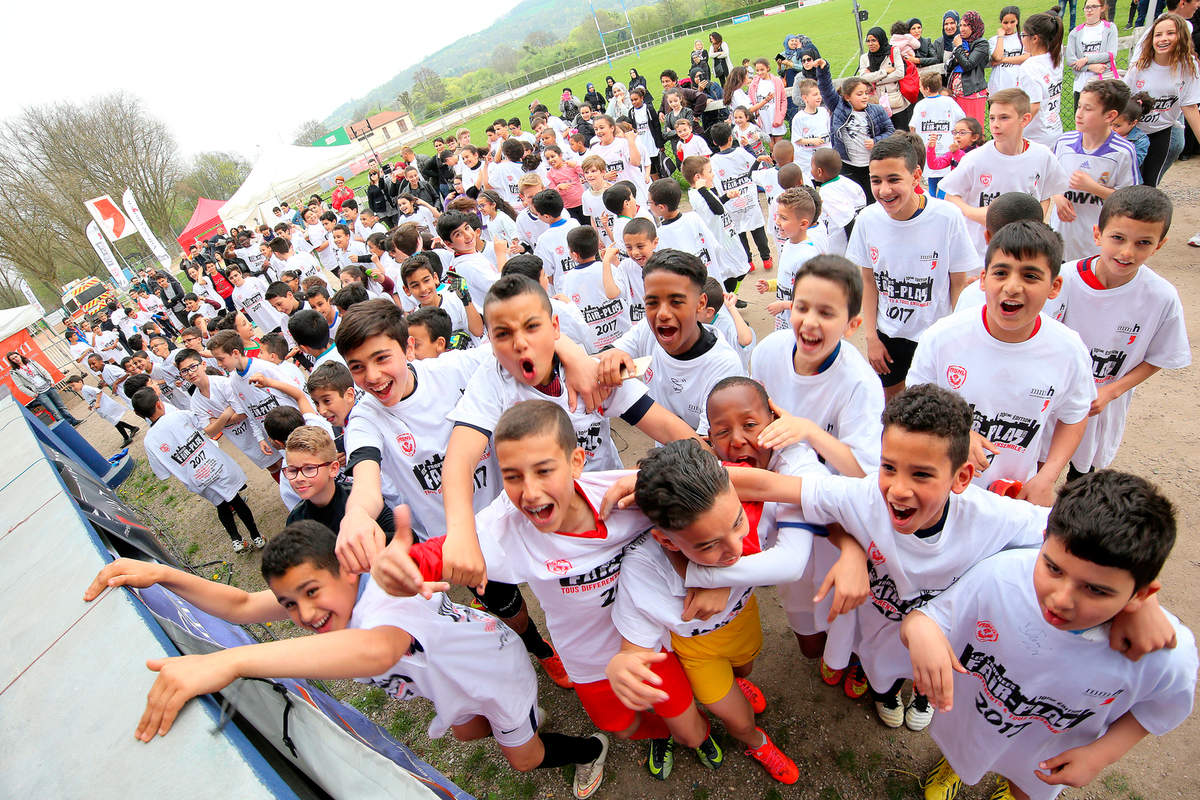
[
  {"left": 762, "top": 258, "right": 774, "bottom": 272},
  {"left": 744, "top": 729, "right": 799, "bottom": 784},
  {"left": 843, "top": 663, "right": 869, "bottom": 699},
  {"left": 747, "top": 261, "right": 757, "bottom": 273},
  {"left": 819, "top": 659, "right": 845, "bottom": 686},
  {"left": 538, "top": 644, "right": 573, "bottom": 689},
  {"left": 736, "top": 677, "right": 767, "bottom": 714}
]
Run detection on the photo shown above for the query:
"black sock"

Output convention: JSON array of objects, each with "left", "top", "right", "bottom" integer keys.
[
  {"left": 869, "top": 678, "right": 905, "bottom": 702},
  {"left": 517, "top": 620, "right": 554, "bottom": 660},
  {"left": 537, "top": 733, "right": 604, "bottom": 769}
]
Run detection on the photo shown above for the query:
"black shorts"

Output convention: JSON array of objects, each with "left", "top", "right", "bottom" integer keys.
[
  {"left": 877, "top": 331, "right": 918, "bottom": 388},
  {"left": 469, "top": 580, "right": 525, "bottom": 618}
]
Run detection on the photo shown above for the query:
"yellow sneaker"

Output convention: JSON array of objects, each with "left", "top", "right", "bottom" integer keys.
[
  {"left": 923, "top": 757, "right": 962, "bottom": 800},
  {"left": 988, "top": 778, "right": 1017, "bottom": 800}
]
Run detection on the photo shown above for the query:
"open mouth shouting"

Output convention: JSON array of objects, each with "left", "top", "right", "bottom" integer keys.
[
  {"left": 523, "top": 500, "right": 556, "bottom": 525},
  {"left": 997, "top": 298, "right": 1024, "bottom": 318},
  {"left": 888, "top": 500, "right": 918, "bottom": 527},
  {"left": 366, "top": 376, "right": 395, "bottom": 402},
  {"left": 518, "top": 357, "right": 539, "bottom": 383},
  {"left": 654, "top": 323, "right": 680, "bottom": 348}
]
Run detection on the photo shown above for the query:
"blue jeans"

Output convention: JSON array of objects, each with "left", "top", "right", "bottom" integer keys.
[
  {"left": 927, "top": 176, "right": 944, "bottom": 198},
  {"left": 37, "top": 387, "right": 79, "bottom": 424},
  {"left": 1059, "top": 0, "right": 1077, "bottom": 28}
]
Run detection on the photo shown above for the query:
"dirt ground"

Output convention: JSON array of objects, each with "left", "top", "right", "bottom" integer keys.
[{"left": 67, "top": 164, "right": 1200, "bottom": 800}]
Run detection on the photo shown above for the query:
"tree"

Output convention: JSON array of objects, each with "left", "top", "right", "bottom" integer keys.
[
  {"left": 292, "top": 119, "right": 328, "bottom": 146},
  {"left": 411, "top": 67, "right": 447, "bottom": 105},
  {"left": 522, "top": 29, "right": 556, "bottom": 54},
  {"left": 491, "top": 44, "right": 521, "bottom": 74},
  {"left": 178, "top": 151, "right": 252, "bottom": 206}
]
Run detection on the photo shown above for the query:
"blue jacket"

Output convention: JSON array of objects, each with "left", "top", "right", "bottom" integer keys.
[{"left": 816, "top": 63, "right": 894, "bottom": 161}]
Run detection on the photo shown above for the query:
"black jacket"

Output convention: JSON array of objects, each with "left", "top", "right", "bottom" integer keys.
[{"left": 658, "top": 86, "right": 709, "bottom": 117}]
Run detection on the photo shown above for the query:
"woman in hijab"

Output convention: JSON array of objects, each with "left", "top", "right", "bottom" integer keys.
[
  {"left": 583, "top": 82, "right": 606, "bottom": 113},
  {"left": 858, "top": 26, "right": 911, "bottom": 128},
  {"left": 918, "top": 10, "right": 960, "bottom": 68},
  {"left": 908, "top": 18, "right": 934, "bottom": 60},
  {"left": 628, "top": 68, "right": 647, "bottom": 93},
  {"left": 608, "top": 81, "right": 633, "bottom": 121},
  {"left": 604, "top": 75, "right": 616, "bottom": 100},
  {"left": 947, "top": 10, "right": 990, "bottom": 124}
]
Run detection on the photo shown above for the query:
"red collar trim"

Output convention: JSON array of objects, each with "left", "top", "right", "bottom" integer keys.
[
  {"left": 1076, "top": 256, "right": 1107, "bottom": 290},
  {"left": 553, "top": 482, "right": 609, "bottom": 539},
  {"left": 721, "top": 462, "right": 764, "bottom": 555},
  {"left": 981, "top": 304, "right": 1040, "bottom": 341}
]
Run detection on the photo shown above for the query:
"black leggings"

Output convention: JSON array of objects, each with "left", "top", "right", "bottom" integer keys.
[
  {"left": 1141, "top": 127, "right": 1174, "bottom": 187},
  {"left": 890, "top": 104, "right": 914, "bottom": 134},
  {"left": 739, "top": 226, "right": 772, "bottom": 264},
  {"left": 115, "top": 421, "right": 138, "bottom": 439},
  {"left": 566, "top": 205, "right": 589, "bottom": 225},
  {"left": 841, "top": 162, "right": 873, "bottom": 204},
  {"left": 215, "top": 494, "right": 259, "bottom": 543}
]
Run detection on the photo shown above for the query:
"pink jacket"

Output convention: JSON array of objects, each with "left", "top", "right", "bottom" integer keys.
[{"left": 748, "top": 74, "right": 788, "bottom": 128}]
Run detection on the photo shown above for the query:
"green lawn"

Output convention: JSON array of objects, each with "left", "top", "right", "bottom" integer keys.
[{"left": 334, "top": 0, "right": 1104, "bottom": 198}]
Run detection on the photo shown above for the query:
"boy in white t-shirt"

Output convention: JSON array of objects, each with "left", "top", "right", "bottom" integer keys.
[
  {"left": 790, "top": 79, "right": 831, "bottom": 176},
  {"left": 908, "top": 221, "right": 1096, "bottom": 506},
  {"left": 131, "top": 388, "right": 263, "bottom": 552},
  {"left": 602, "top": 181, "right": 654, "bottom": 261},
  {"left": 227, "top": 264, "right": 284, "bottom": 335},
  {"left": 709, "top": 122, "right": 773, "bottom": 273},
  {"left": 908, "top": 73, "right": 965, "bottom": 198},
  {"left": 1049, "top": 79, "right": 1141, "bottom": 261},
  {"left": 498, "top": 254, "right": 598, "bottom": 349},
  {"left": 647, "top": 176, "right": 738, "bottom": 288},
  {"left": 756, "top": 187, "right": 822, "bottom": 331},
  {"left": 941, "top": 88, "right": 1070, "bottom": 256},
  {"left": 85, "top": 523, "right": 612, "bottom": 800},
  {"left": 401, "top": 253, "right": 483, "bottom": 343},
  {"left": 564, "top": 227, "right": 630, "bottom": 352},
  {"left": 810, "top": 149, "right": 866, "bottom": 257},
  {"left": 580, "top": 155, "right": 615, "bottom": 246},
  {"left": 435, "top": 211, "right": 500, "bottom": 313},
  {"left": 480, "top": 138, "right": 526, "bottom": 207},
  {"left": 680, "top": 159, "right": 752, "bottom": 291},
  {"left": 598, "top": 249, "right": 746, "bottom": 432},
  {"left": 307, "top": 209, "right": 337, "bottom": 272},
  {"left": 848, "top": 135, "right": 981, "bottom": 400},
  {"left": 1056, "top": 186, "right": 1190, "bottom": 480},
  {"left": 905, "top": 470, "right": 1195, "bottom": 800},
  {"left": 530, "top": 189, "right": 582, "bottom": 293}
]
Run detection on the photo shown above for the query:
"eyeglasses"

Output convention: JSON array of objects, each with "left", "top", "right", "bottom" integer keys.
[
  {"left": 178, "top": 363, "right": 202, "bottom": 375},
  {"left": 282, "top": 461, "right": 336, "bottom": 480}
]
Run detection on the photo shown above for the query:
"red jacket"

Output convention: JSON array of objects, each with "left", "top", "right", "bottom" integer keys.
[{"left": 331, "top": 185, "right": 354, "bottom": 212}]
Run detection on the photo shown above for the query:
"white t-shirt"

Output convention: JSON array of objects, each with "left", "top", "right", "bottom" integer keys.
[
  {"left": 922, "top": 548, "right": 1197, "bottom": 800},
  {"left": 705, "top": 315, "right": 754, "bottom": 369},
  {"left": 481, "top": 211, "right": 519, "bottom": 249},
  {"left": 560, "top": 261, "right": 631, "bottom": 351},
  {"left": 1017, "top": 53, "right": 1065, "bottom": 147},
  {"left": 772, "top": 239, "right": 821, "bottom": 331},
  {"left": 94, "top": 329, "right": 122, "bottom": 362},
  {"left": 449, "top": 358, "right": 652, "bottom": 472},
  {"left": 397, "top": 206, "right": 437, "bottom": 232},
  {"left": 548, "top": 297, "right": 596, "bottom": 352},
  {"left": 80, "top": 383, "right": 126, "bottom": 425},
  {"left": 752, "top": 78, "right": 786, "bottom": 135},
  {"left": 613, "top": 322, "right": 745, "bottom": 433},
  {"left": 308, "top": 225, "right": 336, "bottom": 270},
  {"left": 842, "top": 110, "right": 872, "bottom": 166},
  {"left": 189, "top": 375, "right": 279, "bottom": 469},
  {"left": 580, "top": 189, "right": 615, "bottom": 248},
  {"left": 448, "top": 252, "right": 500, "bottom": 313},
  {"left": 1125, "top": 59, "right": 1200, "bottom": 134},
  {"left": 799, "top": 473, "right": 1048, "bottom": 680},
  {"left": 589, "top": 138, "right": 645, "bottom": 197},
  {"left": 817, "top": 175, "right": 867, "bottom": 257},
  {"left": 232, "top": 277, "right": 284, "bottom": 334},
  {"left": 349, "top": 581, "right": 538, "bottom": 744},
  {"left": 908, "top": 307, "right": 1097, "bottom": 485},
  {"left": 472, "top": 471, "right": 652, "bottom": 683},
  {"left": 101, "top": 363, "right": 131, "bottom": 407},
  {"left": 516, "top": 208, "right": 554, "bottom": 248},
  {"left": 1057, "top": 260, "right": 1191, "bottom": 471},
  {"left": 938, "top": 140, "right": 1070, "bottom": 256},
  {"left": 332, "top": 240, "right": 369, "bottom": 272},
  {"left": 616, "top": 257, "right": 645, "bottom": 324},
  {"left": 790, "top": 107, "right": 832, "bottom": 174},
  {"left": 533, "top": 219, "right": 582, "bottom": 294},
  {"left": 910, "top": 95, "right": 965, "bottom": 178},
  {"left": 1071, "top": 22, "right": 1111, "bottom": 89},
  {"left": 430, "top": 290, "right": 471, "bottom": 338},
  {"left": 144, "top": 408, "right": 248, "bottom": 505},
  {"left": 987, "top": 33, "right": 1025, "bottom": 93},
  {"left": 846, "top": 198, "right": 981, "bottom": 340},
  {"left": 284, "top": 252, "right": 322, "bottom": 281},
  {"left": 676, "top": 135, "right": 712, "bottom": 159},
  {"left": 629, "top": 103, "right": 660, "bottom": 160},
  {"left": 682, "top": 193, "right": 747, "bottom": 284},
  {"left": 1050, "top": 132, "right": 1140, "bottom": 261},
  {"left": 710, "top": 147, "right": 766, "bottom": 232},
  {"left": 344, "top": 348, "right": 497, "bottom": 538},
  {"left": 226, "top": 357, "right": 303, "bottom": 445},
  {"left": 613, "top": 531, "right": 761, "bottom": 650},
  {"left": 487, "top": 161, "right": 525, "bottom": 207},
  {"left": 751, "top": 332, "right": 884, "bottom": 471},
  {"left": 654, "top": 211, "right": 735, "bottom": 283},
  {"left": 149, "top": 354, "right": 191, "bottom": 411}
]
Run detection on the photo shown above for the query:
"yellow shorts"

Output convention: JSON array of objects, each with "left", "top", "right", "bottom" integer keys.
[{"left": 669, "top": 593, "right": 763, "bottom": 705}]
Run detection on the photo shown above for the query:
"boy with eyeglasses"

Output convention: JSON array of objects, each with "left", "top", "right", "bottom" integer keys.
[{"left": 283, "top": 425, "right": 394, "bottom": 535}]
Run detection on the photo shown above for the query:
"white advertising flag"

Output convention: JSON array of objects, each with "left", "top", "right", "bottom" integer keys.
[
  {"left": 85, "top": 221, "right": 128, "bottom": 286},
  {"left": 121, "top": 188, "right": 172, "bottom": 270},
  {"left": 83, "top": 195, "right": 135, "bottom": 242}
]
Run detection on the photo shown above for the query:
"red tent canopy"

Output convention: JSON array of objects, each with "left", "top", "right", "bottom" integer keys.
[{"left": 177, "top": 197, "right": 227, "bottom": 249}]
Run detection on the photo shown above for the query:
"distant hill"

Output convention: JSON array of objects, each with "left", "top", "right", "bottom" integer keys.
[{"left": 321, "top": 0, "right": 653, "bottom": 129}]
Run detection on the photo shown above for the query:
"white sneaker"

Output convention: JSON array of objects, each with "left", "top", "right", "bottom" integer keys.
[
  {"left": 1188, "top": 232, "right": 1200, "bottom": 248},
  {"left": 232, "top": 539, "right": 247, "bottom": 553},
  {"left": 535, "top": 705, "right": 548, "bottom": 728},
  {"left": 875, "top": 690, "right": 905, "bottom": 728},
  {"left": 905, "top": 693, "right": 935, "bottom": 731},
  {"left": 573, "top": 733, "right": 609, "bottom": 799},
  {"left": 252, "top": 535, "right": 267, "bottom": 550}
]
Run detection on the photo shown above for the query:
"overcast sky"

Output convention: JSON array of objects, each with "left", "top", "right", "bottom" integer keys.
[{"left": 6, "top": 0, "right": 523, "bottom": 161}]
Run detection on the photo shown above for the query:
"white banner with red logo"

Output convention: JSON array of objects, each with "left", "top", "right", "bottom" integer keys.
[
  {"left": 85, "top": 221, "right": 127, "bottom": 286},
  {"left": 122, "top": 188, "right": 172, "bottom": 270}
]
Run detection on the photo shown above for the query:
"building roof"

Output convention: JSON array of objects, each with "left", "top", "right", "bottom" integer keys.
[{"left": 345, "top": 110, "right": 410, "bottom": 138}]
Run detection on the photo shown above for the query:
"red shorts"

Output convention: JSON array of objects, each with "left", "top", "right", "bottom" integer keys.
[{"left": 573, "top": 650, "right": 694, "bottom": 733}]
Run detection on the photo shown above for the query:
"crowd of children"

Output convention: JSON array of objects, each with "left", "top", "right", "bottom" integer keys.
[{"left": 66, "top": 9, "right": 1200, "bottom": 800}]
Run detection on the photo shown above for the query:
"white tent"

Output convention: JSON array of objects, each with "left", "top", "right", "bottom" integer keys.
[
  {"left": 0, "top": 304, "right": 43, "bottom": 340},
  {"left": 219, "top": 142, "right": 366, "bottom": 227}
]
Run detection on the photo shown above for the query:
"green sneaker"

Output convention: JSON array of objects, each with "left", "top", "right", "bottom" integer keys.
[
  {"left": 694, "top": 733, "right": 724, "bottom": 770},
  {"left": 647, "top": 737, "right": 674, "bottom": 780}
]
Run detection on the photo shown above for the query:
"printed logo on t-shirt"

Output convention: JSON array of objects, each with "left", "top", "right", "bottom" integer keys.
[
  {"left": 980, "top": 173, "right": 992, "bottom": 187},
  {"left": 875, "top": 269, "right": 934, "bottom": 308},
  {"left": 947, "top": 365, "right": 967, "bottom": 389},
  {"left": 1090, "top": 347, "right": 1128, "bottom": 381},
  {"left": 972, "top": 408, "right": 1041, "bottom": 451},
  {"left": 159, "top": 443, "right": 170, "bottom": 453},
  {"left": 868, "top": 542, "right": 886, "bottom": 565},
  {"left": 868, "top": 246, "right": 880, "bottom": 264},
  {"left": 413, "top": 453, "right": 488, "bottom": 495},
  {"left": 960, "top": 643, "right": 1098, "bottom": 733},
  {"left": 558, "top": 551, "right": 623, "bottom": 607},
  {"left": 396, "top": 432, "right": 416, "bottom": 457},
  {"left": 1118, "top": 322, "right": 1140, "bottom": 345},
  {"left": 976, "top": 621, "right": 999, "bottom": 642},
  {"left": 867, "top": 558, "right": 944, "bottom": 621},
  {"left": 546, "top": 558, "right": 573, "bottom": 575}
]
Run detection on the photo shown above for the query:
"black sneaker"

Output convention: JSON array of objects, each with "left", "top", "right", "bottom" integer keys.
[
  {"left": 735, "top": 299, "right": 748, "bottom": 309},
  {"left": 694, "top": 733, "right": 724, "bottom": 770},
  {"left": 647, "top": 737, "right": 673, "bottom": 780}
]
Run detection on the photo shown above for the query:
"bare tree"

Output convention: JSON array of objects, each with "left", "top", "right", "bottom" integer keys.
[
  {"left": 180, "top": 151, "right": 252, "bottom": 203},
  {"left": 292, "top": 119, "right": 329, "bottom": 145},
  {"left": 491, "top": 44, "right": 521, "bottom": 74},
  {"left": 411, "top": 68, "right": 447, "bottom": 105}
]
